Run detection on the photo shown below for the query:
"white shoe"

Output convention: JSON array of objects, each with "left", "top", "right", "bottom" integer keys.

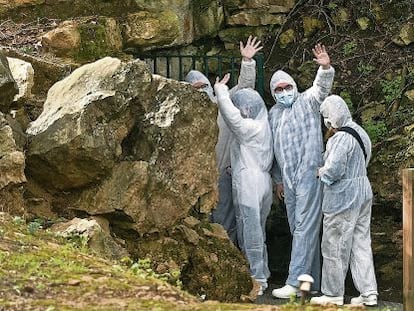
[
  {"left": 350, "top": 294, "right": 378, "bottom": 306},
  {"left": 271, "top": 285, "right": 299, "bottom": 298},
  {"left": 310, "top": 295, "right": 344, "bottom": 306}
]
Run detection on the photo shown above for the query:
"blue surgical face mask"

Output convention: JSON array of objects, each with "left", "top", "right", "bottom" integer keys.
[{"left": 274, "top": 89, "right": 295, "bottom": 107}]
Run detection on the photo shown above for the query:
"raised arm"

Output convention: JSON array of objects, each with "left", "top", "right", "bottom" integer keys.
[
  {"left": 303, "top": 44, "right": 335, "bottom": 112},
  {"left": 230, "top": 36, "right": 263, "bottom": 93},
  {"left": 215, "top": 74, "right": 259, "bottom": 142}
]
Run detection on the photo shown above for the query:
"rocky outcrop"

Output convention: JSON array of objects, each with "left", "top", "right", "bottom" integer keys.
[{"left": 25, "top": 57, "right": 251, "bottom": 301}]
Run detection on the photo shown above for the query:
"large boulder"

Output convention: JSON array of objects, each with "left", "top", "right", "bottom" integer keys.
[
  {"left": 26, "top": 57, "right": 152, "bottom": 190},
  {"left": 77, "top": 75, "right": 218, "bottom": 235}
]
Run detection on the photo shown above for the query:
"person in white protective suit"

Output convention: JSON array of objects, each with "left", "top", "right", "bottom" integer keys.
[
  {"left": 185, "top": 36, "right": 263, "bottom": 246},
  {"left": 269, "top": 44, "right": 335, "bottom": 298},
  {"left": 310, "top": 95, "right": 378, "bottom": 306},
  {"left": 214, "top": 73, "right": 273, "bottom": 295}
]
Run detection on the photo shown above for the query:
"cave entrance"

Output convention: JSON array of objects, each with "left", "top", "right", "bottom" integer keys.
[{"left": 137, "top": 52, "right": 265, "bottom": 98}]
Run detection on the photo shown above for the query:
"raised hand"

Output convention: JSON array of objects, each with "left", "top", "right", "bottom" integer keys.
[
  {"left": 312, "top": 43, "right": 330, "bottom": 69},
  {"left": 215, "top": 73, "right": 231, "bottom": 86},
  {"left": 240, "top": 35, "right": 263, "bottom": 61}
]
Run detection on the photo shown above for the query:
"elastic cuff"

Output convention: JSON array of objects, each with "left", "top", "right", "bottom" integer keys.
[{"left": 241, "top": 59, "right": 256, "bottom": 65}]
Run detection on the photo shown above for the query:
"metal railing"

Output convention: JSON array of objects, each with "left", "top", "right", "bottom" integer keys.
[{"left": 139, "top": 53, "right": 265, "bottom": 97}]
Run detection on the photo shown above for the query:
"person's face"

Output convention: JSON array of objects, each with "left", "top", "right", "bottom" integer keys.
[
  {"left": 274, "top": 83, "right": 293, "bottom": 94},
  {"left": 191, "top": 80, "right": 209, "bottom": 90}
]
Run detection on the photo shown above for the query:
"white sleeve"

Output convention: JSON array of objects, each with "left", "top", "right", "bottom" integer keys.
[
  {"left": 214, "top": 83, "right": 260, "bottom": 143},
  {"left": 229, "top": 59, "right": 256, "bottom": 95},
  {"left": 302, "top": 66, "right": 335, "bottom": 113},
  {"left": 319, "top": 133, "right": 351, "bottom": 185}
]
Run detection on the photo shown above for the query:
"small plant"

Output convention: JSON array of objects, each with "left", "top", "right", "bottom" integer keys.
[
  {"left": 357, "top": 62, "right": 375, "bottom": 75},
  {"left": 339, "top": 90, "right": 355, "bottom": 114},
  {"left": 343, "top": 41, "right": 357, "bottom": 56},
  {"left": 380, "top": 76, "right": 403, "bottom": 105},
  {"left": 27, "top": 219, "right": 43, "bottom": 235},
  {"left": 364, "top": 120, "right": 387, "bottom": 144},
  {"left": 129, "top": 258, "right": 182, "bottom": 288},
  {"left": 12, "top": 216, "right": 25, "bottom": 225},
  {"left": 327, "top": 2, "right": 338, "bottom": 10},
  {"left": 65, "top": 232, "right": 89, "bottom": 250}
]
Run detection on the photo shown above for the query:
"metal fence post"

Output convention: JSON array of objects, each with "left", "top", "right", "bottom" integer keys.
[{"left": 255, "top": 53, "right": 265, "bottom": 98}]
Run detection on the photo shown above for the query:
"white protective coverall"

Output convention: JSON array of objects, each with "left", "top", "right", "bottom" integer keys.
[
  {"left": 214, "top": 85, "right": 273, "bottom": 290},
  {"left": 318, "top": 95, "right": 378, "bottom": 297},
  {"left": 185, "top": 60, "right": 257, "bottom": 245},
  {"left": 268, "top": 66, "right": 335, "bottom": 289}
]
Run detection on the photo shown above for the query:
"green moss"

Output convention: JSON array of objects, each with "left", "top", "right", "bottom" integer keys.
[
  {"left": 75, "top": 22, "right": 110, "bottom": 62},
  {"left": 279, "top": 29, "right": 295, "bottom": 49},
  {"left": 302, "top": 17, "right": 324, "bottom": 37}
]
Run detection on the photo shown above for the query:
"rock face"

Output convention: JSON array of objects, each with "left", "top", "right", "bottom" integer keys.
[
  {"left": 123, "top": 11, "right": 181, "bottom": 50},
  {"left": 25, "top": 57, "right": 251, "bottom": 301}
]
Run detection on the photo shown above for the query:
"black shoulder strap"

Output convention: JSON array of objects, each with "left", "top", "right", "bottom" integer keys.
[{"left": 337, "top": 126, "right": 367, "bottom": 161}]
